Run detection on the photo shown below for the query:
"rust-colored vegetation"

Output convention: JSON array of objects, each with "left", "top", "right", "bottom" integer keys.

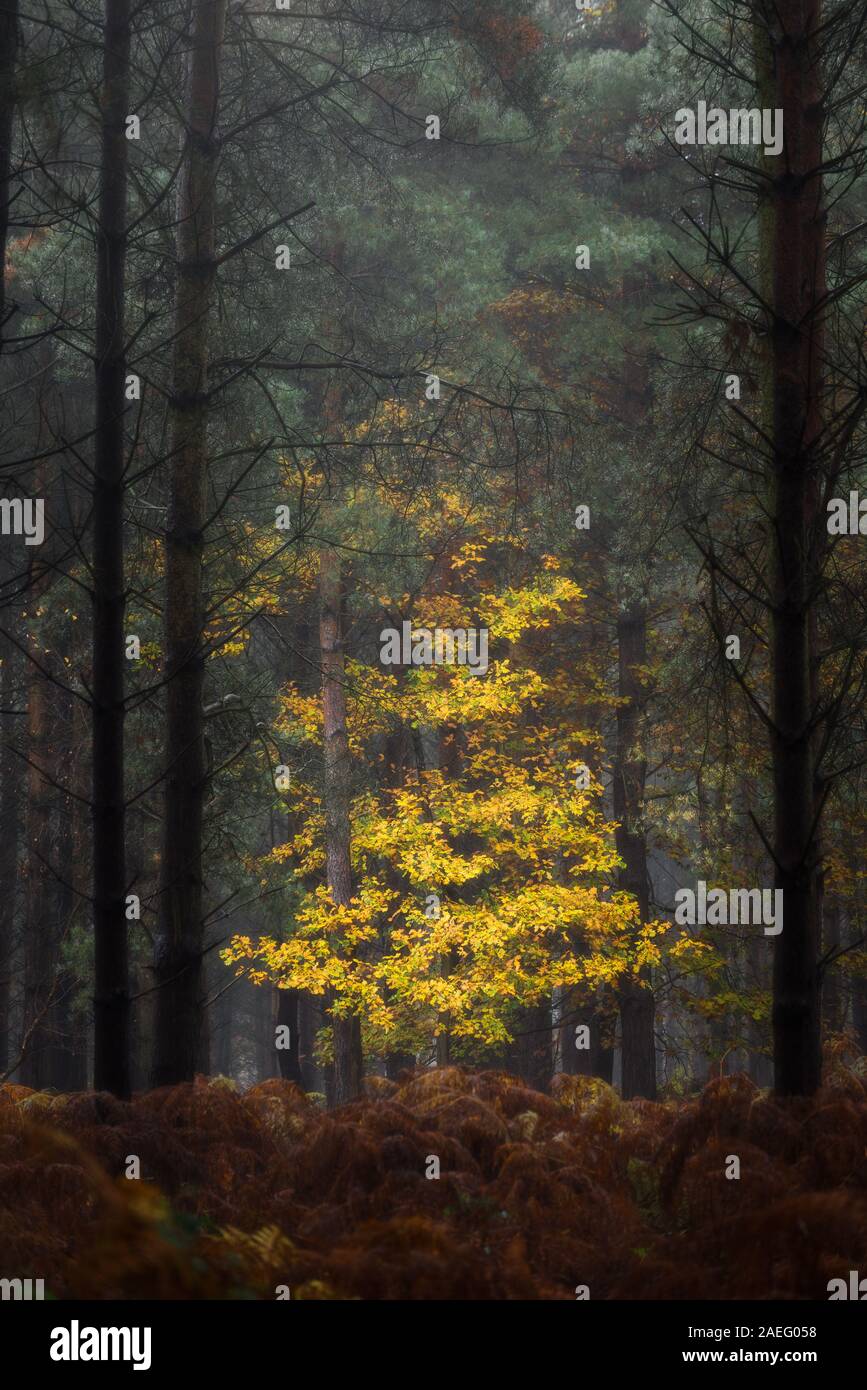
[{"left": 2, "top": 1063, "right": 866, "bottom": 1300}]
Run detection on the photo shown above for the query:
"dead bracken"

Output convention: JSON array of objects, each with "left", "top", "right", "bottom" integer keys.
[{"left": 1, "top": 1061, "right": 866, "bottom": 1300}]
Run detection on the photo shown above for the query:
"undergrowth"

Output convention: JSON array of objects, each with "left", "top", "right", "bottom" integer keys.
[{"left": 2, "top": 1057, "right": 866, "bottom": 1299}]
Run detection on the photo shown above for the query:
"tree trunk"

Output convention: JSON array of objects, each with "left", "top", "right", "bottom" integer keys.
[
  {"left": 0, "top": 0, "right": 19, "bottom": 353},
  {"left": 614, "top": 605, "right": 656, "bottom": 1099},
  {"left": 52, "top": 620, "right": 87, "bottom": 1091},
  {"left": 854, "top": 973, "right": 867, "bottom": 1056},
  {"left": 756, "top": 0, "right": 826, "bottom": 1096},
  {"left": 557, "top": 985, "right": 615, "bottom": 1081},
  {"left": 319, "top": 547, "right": 363, "bottom": 1103},
  {"left": 516, "top": 999, "right": 553, "bottom": 1091},
  {"left": 17, "top": 353, "right": 55, "bottom": 1088},
  {"left": 276, "top": 986, "right": 302, "bottom": 1084},
  {"left": 70, "top": 629, "right": 92, "bottom": 1089},
  {"left": 0, "top": 638, "right": 22, "bottom": 1073},
  {"left": 20, "top": 652, "right": 55, "bottom": 1088},
  {"left": 152, "top": 0, "right": 227, "bottom": 1086},
  {"left": 92, "top": 0, "right": 132, "bottom": 1098},
  {"left": 385, "top": 1050, "right": 415, "bottom": 1080},
  {"left": 298, "top": 992, "right": 320, "bottom": 1092},
  {"left": 21, "top": 615, "right": 80, "bottom": 1092}
]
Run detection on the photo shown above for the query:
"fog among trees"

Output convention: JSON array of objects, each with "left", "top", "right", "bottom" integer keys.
[{"left": 2, "top": 0, "right": 867, "bottom": 1315}]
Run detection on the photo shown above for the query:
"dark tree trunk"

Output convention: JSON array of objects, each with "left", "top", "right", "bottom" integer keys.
[
  {"left": 385, "top": 1051, "right": 415, "bottom": 1080},
  {"left": 276, "top": 986, "right": 302, "bottom": 1084},
  {"left": 20, "top": 654, "right": 55, "bottom": 1088},
  {"left": 854, "top": 974, "right": 867, "bottom": 1057},
  {"left": 152, "top": 0, "right": 227, "bottom": 1086},
  {"left": 298, "top": 992, "right": 320, "bottom": 1092},
  {"left": 17, "top": 358, "right": 55, "bottom": 1088},
  {"left": 516, "top": 999, "right": 553, "bottom": 1091},
  {"left": 92, "top": 0, "right": 132, "bottom": 1097},
  {"left": 127, "top": 798, "right": 159, "bottom": 1091},
  {"left": 319, "top": 547, "right": 363, "bottom": 1104},
  {"left": 70, "top": 634, "right": 92, "bottom": 1089},
  {"left": 0, "top": 0, "right": 19, "bottom": 352},
  {"left": 53, "top": 628, "right": 87, "bottom": 1091},
  {"left": 614, "top": 606, "right": 656, "bottom": 1100},
  {"left": 21, "top": 635, "right": 79, "bottom": 1092},
  {"left": 0, "top": 638, "right": 22, "bottom": 1073},
  {"left": 756, "top": 0, "right": 825, "bottom": 1096},
  {"left": 558, "top": 986, "right": 614, "bottom": 1082},
  {"left": 594, "top": 1016, "right": 615, "bottom": 1085}
]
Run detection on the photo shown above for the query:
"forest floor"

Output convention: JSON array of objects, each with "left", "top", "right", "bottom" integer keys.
[{"left": 2, "top": 1062, "right": 867, "bottom": 1299}]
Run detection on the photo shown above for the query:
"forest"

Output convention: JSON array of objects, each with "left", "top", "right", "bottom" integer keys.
[{"left": 2, "top": 0, "right": 867, "bottom": 1320}]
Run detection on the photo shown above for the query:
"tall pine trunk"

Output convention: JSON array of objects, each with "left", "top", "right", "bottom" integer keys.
[
  {"left": 92, "top": 0, "right": 131, "bottom": 1097},
  {"left": 152, "top": 0, "right": 226, "bottom": 1085},
  {"left": 319, "top": 547, "right": 363, "bottom": 1103},
  {"left": 756, "top": 0, "right": 826, "bottom": 1095}
]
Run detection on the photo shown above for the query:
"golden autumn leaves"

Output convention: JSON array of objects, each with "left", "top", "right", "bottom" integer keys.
[{"left": 223, "top": 562, "right": 670, "bottom": 1054}]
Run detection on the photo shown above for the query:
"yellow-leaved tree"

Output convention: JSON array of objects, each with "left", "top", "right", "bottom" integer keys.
[{"left": 223, "top": 541, "right": 670, "bottom": 1066}]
